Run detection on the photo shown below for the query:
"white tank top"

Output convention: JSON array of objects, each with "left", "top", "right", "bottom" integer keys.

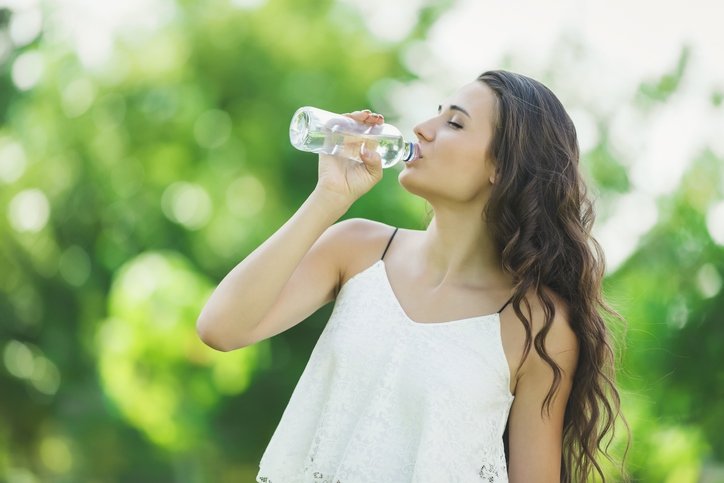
[{"left": 257, "top": 228, "right": 515, "bottom": 483}]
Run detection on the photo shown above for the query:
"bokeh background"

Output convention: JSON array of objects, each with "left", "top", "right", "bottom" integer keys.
[{"left": 1, "top": 0, "right": 723, "bottom": 481}]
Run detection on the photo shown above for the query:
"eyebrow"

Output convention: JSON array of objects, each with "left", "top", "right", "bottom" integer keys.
[{"left": 438, "top": 104, "right": 472, "bottom": 119}]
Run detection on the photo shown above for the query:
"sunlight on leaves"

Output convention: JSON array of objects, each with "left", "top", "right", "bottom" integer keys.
[{"left": 96, "top": 251, "right": 263, "bottom": 451}]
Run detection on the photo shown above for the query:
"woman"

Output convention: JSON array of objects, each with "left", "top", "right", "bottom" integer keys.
[{"left": 197, "top": 69, "right": 631, "bottom": 482}]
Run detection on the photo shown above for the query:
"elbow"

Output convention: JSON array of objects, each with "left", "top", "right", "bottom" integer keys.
[{"left": 196, "top": 314, "right": 236, "bottom": 352}]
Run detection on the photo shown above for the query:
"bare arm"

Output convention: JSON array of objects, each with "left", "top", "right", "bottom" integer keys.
[
  {"left": 195, "top": 189, "right": 350, "bottom": 351},
  {"left": 507, "top": 297, "right": 579, "bottom": 482},
  {"left": 196, "top": 109, "right": 386, "bottom": 352}
]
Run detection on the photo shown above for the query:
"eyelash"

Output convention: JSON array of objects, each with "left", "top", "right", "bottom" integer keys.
[{"left": 437, "top": 107, "right": 463, "bottom": 129}]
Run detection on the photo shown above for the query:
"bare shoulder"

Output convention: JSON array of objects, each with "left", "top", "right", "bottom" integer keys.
[
  {"left": 328, "top": 218, "right": 399, "bottom": 289},
  {"left": 505, "top": 287, "right": 581, "bottom": 480},
  {"left": 331, "top": 217, "right": 392, "bottom": 242},
  {"left": 515, "top": 286, "right": 579, "bottom": 378}
]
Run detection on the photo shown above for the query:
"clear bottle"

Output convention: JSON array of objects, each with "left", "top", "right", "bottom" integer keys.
[{"left": 289, "top": 106, "right": 420, "bottom": 168}]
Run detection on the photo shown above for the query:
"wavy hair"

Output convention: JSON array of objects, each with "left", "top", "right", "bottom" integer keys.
[{"left": 425, "top": 70, "right": 632, "bottom": 481}]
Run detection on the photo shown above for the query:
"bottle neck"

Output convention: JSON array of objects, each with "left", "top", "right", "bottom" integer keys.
[{"left": 402, "top": 142, "right": 419, "bottom": 163}]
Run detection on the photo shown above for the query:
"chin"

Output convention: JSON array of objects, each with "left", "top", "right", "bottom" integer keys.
[{"left": 398, "top": 169, "right": 430, "bottom": 199}]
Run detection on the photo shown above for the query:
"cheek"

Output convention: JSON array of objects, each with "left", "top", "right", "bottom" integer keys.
[
  {"left": 397, "top": 138, "right": 491, "bottom": 196},
  {"left": 445, "top": 151, "right": 492, "bottom": 197},
  {"left": 398, "top": 159, "right": 489, "bottom": 202},
  {"left": 453, "top": 148, "right": 489, "bottom": 180},
  {"left": 449, "top": 170, "right": 489, "bottom": 200}
]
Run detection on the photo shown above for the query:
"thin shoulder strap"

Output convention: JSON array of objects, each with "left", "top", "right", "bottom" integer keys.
[
  {"left": 497, "top": 295, "right": 514, "bottom": 314},
  {"left": 381, "top": 227, "right": 399, "bottom": 261}
]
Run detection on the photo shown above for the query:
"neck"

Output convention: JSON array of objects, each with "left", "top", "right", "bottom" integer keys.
[{"left": 416, "top": 210, "right": 510, "bottom": 290}]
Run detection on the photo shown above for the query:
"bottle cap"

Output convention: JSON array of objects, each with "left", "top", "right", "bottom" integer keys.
[{"left": 402, "top": 142, "right": 420, "bottom": 163}]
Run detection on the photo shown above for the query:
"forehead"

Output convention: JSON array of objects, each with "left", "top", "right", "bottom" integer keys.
[{"left": 445, "top": 81, "right": 496, "bottom": 123}]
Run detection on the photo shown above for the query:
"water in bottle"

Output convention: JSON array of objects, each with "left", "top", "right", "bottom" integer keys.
[{"left": 289, "top": 106, "right": 420, "bottom": 168}]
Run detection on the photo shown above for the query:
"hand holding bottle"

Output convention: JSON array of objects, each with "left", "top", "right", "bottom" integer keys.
[{"left": 314, "top": 109, "right": 385, "bottom": 207}]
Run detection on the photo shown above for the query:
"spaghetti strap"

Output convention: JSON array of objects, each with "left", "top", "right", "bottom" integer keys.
[
  {"left": 381, "top": 227, "right": 399, "bottom": 261},
  {"left": 497, "top": 295, "right": 514, "bottom": 314}
]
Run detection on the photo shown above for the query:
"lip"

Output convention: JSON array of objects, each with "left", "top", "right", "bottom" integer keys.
[
  {"left": 405, "top": 154, "right": 421, "bottom": 165},
  {"left": 412, "top": 145, "right": 423, "bottom": 161}
]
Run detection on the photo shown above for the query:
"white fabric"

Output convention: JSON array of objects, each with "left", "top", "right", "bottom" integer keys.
[{"left": 256, "top": 259, "right": 515, "bottom": 483}]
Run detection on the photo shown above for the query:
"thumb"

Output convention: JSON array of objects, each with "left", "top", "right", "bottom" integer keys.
[{"left": 360, "top": 143, "right": 382, "bottom": 172}]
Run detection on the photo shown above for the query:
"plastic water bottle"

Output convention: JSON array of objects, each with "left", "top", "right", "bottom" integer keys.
[{"left": 289, "top": 106, "right": 420, "bottom": 168}]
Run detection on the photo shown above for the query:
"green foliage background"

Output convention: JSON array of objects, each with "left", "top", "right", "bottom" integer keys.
[{"left": 0, "top": 0, "right": 722, "bottom": 482}]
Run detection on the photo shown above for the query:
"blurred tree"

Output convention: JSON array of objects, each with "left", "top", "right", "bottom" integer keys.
[
  {"left": 0, "top": 0, "right": 421, "bottom": 480},
  {"left": 604, "top": 149, "right": 724, "bottom": 482}
]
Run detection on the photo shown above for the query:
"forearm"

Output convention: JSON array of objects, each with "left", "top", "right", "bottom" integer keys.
[{"left": 195, "top": 188, "right": 349, "bottom": 347}]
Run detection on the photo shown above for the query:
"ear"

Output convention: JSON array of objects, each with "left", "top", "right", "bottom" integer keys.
[{"left": 486, "top": 158, "right": 497, "bottom": 185}]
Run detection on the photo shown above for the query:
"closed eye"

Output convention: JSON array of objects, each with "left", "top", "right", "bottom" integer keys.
[{"left": 447, "top": 121, "right": 463, "bottom": 129}]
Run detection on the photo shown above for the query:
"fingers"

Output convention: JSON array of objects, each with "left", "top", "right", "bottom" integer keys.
[{"left": 342, "top": 109, "right": 385, "bottom": 125}]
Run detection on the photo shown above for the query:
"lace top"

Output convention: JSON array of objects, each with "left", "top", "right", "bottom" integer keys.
[{"left": 257, "top": 228, "right": 515, "bottom": 483}]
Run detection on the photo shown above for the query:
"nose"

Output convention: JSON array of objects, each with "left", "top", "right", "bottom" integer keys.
[{"left": 413, "top": 118, "right": 434, "bottom": 143}]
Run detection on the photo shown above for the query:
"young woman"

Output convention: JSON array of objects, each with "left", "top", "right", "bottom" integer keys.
[{"left": 197, "top": 69, "right": 630, "bottom": 482}]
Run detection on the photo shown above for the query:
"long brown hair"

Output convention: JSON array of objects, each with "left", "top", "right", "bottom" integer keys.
[{"left": 472, "top": 70, "right": 631, "bottom": 481}]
